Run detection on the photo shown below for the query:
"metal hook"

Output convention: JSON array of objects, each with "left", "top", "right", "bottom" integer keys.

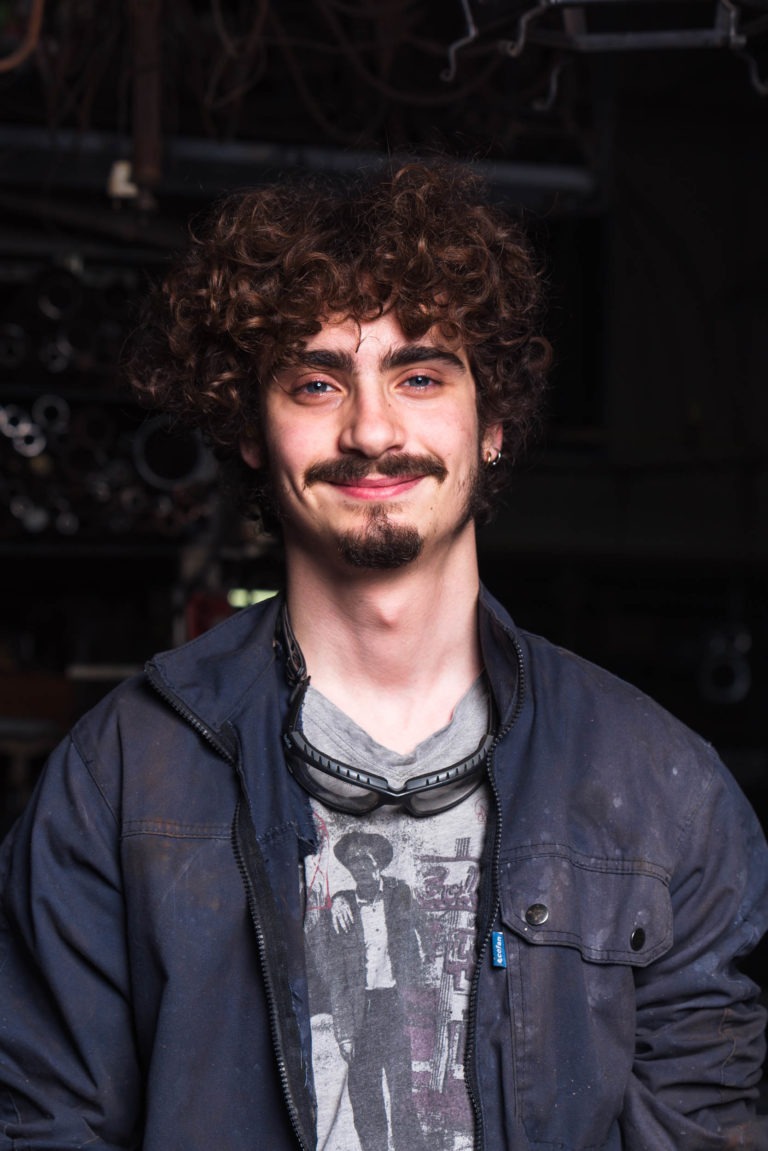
[
  {"left": 532, "top": 58, "right": 565, "bottom": 111},
  {"left": 442, "top": 0, "right": 479, "bottom": 82},
  {"left": 718, "top": 0, "right": 741, "bottom": 48},
  {"left": 724, "top": 0, "right": 767, "bottom": 94},
  {"left": 499, "top": 0, "right": 551, "bottom": 60},
  {"left": 738, "top": 48, "right": 768, "bottom": 95}
]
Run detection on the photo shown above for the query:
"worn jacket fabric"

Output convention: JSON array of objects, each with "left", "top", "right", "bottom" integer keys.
[{"left": 1, "top": 588, "right": 767, "bottom": 1150}]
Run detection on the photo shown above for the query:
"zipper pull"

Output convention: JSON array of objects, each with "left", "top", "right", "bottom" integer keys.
[{"left": 491, "top": 930, "right": 507, "bottom": 969}]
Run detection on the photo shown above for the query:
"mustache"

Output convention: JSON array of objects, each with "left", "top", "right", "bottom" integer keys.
[{"left": 304, "top": 453, "right": 448, "bottom": 487}]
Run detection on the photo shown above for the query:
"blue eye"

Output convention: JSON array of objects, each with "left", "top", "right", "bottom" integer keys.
[
  {"left": 299, "top": 379, "right": 334, "bottom": 394},
  {"left": 403, "top": 375, "right": 436, "bottom": 390}
]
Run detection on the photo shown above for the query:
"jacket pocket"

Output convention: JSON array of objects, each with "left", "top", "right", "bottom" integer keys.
[
  {"left": 494, "top": 844, "right": 673, "bottom": 1149},
  {"left": 499, "top": 843, "right": 673, "bottom": 965}
]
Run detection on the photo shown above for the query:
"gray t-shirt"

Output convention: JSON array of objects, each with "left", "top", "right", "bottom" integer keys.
[{"left": 301, "top": 678, "right": 490, "bottom": 1151}]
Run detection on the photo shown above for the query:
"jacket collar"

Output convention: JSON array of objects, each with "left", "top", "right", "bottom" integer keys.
[
  {"left": 145, "top": 592, "right": 286, "bottom": 739},
  {"left": 478, "top": 583, "right": 525, "bottom": 727},
  {"left": 145, "top": 584, "right": 524, "bottom": 736}
]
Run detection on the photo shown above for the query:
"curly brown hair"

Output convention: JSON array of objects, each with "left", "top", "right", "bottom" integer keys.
[{"left": 126, "top": 159, "right": 551, "bottom": 525}]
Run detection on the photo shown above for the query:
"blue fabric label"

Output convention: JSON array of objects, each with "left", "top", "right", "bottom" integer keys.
[{"left": 491, "top": 931, "right": 507, "bottom": 969}]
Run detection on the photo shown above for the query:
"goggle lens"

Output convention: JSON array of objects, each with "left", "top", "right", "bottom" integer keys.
[{"left": 282, "top": 682, "right": 495, "bottom": 817}]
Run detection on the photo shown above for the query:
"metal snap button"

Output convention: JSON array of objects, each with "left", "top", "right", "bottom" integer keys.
[
  {"left": 525, "top": 903, "right": 549, "bottom": 926},
  {"left": 630, "top": 927, "right": 646, "bottom": 951}
]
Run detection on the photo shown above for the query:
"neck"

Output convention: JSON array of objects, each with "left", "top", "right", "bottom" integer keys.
[
  {"left": 283, "top": 531, "right": 483, "bottom": 752},
  {"left": 356, "top": 879, "right": 382, "bottom": 902}
]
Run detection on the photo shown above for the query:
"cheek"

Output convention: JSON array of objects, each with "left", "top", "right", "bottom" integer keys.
[
  {"left": 446, "top": 416, "right": 482, "bottom": 471},
  {"left": 264, "top": 425, "right": 310, "bottom": 478}
]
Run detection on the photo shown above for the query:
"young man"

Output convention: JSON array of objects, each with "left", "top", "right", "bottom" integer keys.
[{"left": 1, "top": 162, "right": 766, "bottom": 1151}]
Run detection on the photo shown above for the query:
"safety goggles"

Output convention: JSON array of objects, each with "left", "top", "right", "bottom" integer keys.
[{"left": 282, "top": 678, "right": 496, "bottom": 817}]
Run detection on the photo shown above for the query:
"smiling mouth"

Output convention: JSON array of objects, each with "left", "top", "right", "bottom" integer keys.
[{"left": 331, "top": 474, "right": 423, "bottom": 500}]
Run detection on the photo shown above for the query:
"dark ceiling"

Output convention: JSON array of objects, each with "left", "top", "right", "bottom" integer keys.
[{"left": 2, "top": 0, "right": 768, "bottom": 248}]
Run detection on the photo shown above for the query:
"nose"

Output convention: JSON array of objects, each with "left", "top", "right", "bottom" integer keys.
[{"left": 337, "top": 383, "right": 406, "bottom": 458}]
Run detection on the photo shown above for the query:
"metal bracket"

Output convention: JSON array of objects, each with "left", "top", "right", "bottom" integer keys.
[{"left": 502, "top": 0, "right": 748, "bottom": 55}]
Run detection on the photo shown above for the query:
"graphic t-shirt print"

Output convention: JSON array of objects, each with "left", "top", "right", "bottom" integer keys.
[{"left": 304, "top": 791, "right": 489, "bottom": 1151}]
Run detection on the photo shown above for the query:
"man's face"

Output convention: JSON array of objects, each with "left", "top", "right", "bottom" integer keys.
[
  {"left": 241, "top": 312, "right": 501, "bottom": 573},
  {"left": 345, "top": 847, "right": 381, "bottom": 888}
]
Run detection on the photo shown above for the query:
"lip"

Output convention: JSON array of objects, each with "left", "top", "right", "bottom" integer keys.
[{"left": 330, "top": 475, "right": 423, "bottom": 500}]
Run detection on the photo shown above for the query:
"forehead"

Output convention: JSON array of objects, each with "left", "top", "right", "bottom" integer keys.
[{"left": 296, "top": 312, "right": 471, "bottom": 371}]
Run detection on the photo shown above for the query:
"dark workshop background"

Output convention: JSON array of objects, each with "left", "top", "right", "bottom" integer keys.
[{"left": 1, "top": 0, "right": 768, "bottom": 871}]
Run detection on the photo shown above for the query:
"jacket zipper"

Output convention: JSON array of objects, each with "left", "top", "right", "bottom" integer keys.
[
  {"left": 146, "top": 665, "right": 311, "bottom": 1151},
  {"left": 465, "top": 634, "right": 527, "bottom": 1151},
  {"left": 231, "top": 800, "right": 311, "bottom": 1151}
]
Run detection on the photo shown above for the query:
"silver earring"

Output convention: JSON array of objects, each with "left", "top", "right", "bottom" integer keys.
[{"left": 485, "top": 448, "right": 502, "bottom": 467}]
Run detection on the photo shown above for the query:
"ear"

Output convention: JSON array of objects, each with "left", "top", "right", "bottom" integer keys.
[
  {"left": 481, "top": 424, "right": 503, "bottom": 463},
  {"left": 239, "top": 436, "right": 263, "bottom": 470}
]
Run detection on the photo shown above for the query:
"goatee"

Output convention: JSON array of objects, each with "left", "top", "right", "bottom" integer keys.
[
  {"left": 337, "top": 504, "right": 423, "bottom": 569},
  {"left": 305, "top": 451, "right": 445, "bottom": 570}
]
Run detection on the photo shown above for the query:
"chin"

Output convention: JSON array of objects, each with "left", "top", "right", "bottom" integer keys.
[{"left": 336, "top": 520, "right": 424, "bottom": 570}]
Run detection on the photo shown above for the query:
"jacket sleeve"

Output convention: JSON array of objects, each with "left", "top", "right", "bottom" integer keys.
[
  {"left": 0, "top": 732, "right": 142, "bottom": 1150},
  {"left": 622, "top": 751, "right": 768, "bottom": 1150}
]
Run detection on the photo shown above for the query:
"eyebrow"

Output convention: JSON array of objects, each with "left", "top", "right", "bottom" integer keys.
[
  {"left": 292, "top": 343, "right": 467, "bottom": 375},
  {"left": 383, "top": 344, "right": 467, "bottom": 373}
]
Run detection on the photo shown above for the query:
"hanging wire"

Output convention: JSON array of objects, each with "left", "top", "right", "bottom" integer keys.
[
  {"left": 75, "top": 15, "right": 123, "bottom": 132},
  {"left": 267, "top": 3, "right": 388, "bottom": 144},
  {"left": 442, "top": 0, "right": 478, "bottom": 82},
  {"left": 738, "top": 48, "right": 768, "bottom": 95},
  {"left": 1, "top": 0, "right": 568, "bottom": 161},
  {"left": 532, "top": 57, "right": 564, "bottom": 112},
  {"left": 36, "top": 1, "right": 123, "bottom": 135},
  {"left": 210, "top": 0, "right": 242, "bottom": 59},
  {"left": 312, "top": 0, "right": 505, "bottom": 107},
  {"left": 0, "top": 0, "right": 46, "bottom": 74},
  {"left": 204, "top": 0, "right": 270, "bottom": 115},
  {"left": 320, "top": 0, "right": 415, "bottom": 18}
]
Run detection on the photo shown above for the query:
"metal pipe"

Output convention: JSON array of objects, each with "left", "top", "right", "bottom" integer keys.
[{"left": 129, "top": 0, "right": 164, "bottom": 205}]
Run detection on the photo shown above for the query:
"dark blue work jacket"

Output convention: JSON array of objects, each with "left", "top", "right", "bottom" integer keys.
[{"left": 1, "top": 589, "right": 767, "bottom": 1150}]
